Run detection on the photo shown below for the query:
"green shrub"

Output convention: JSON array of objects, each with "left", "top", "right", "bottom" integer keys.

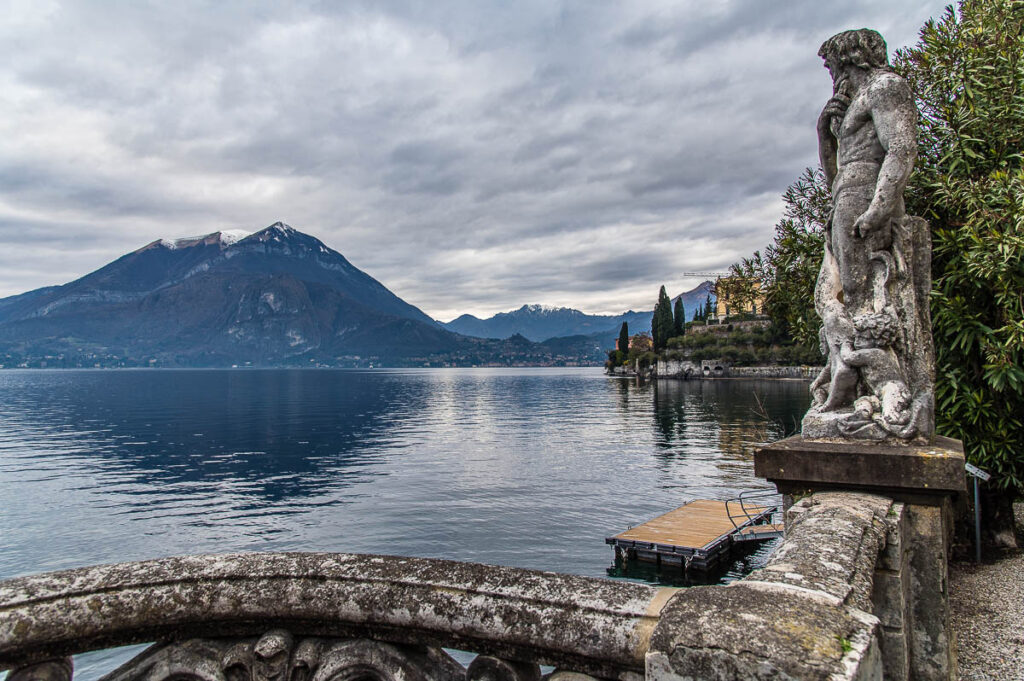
[{"left": 894, "top": 0, "right": 1024, "bottom": 494}]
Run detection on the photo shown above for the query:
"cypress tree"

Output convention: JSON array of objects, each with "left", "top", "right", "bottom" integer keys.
[
  {"left": 652, "top": 286, "right": 672, "bottom": 350},
  {"left": 651, "top": 291, "right": 662, "bottom": 348},
  {"left": 650, "top": 308, "right": 660, "bottom": 349},
  {"left": 617, "top": 321, "right": 629, "bottom": 359},
  {"left": 673, "top": 297, "right": 685, "bottom": 337}
]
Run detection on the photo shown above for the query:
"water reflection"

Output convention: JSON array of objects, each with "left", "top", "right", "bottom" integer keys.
[
  {"left": 1, "top": 368, "right": 810, "bottom": 681},
  {"left": 0, "top": 371, "right": 433, "bottom": 523},
  {"left": 0, "top": 369, "right": 809, "bottom": 580}
]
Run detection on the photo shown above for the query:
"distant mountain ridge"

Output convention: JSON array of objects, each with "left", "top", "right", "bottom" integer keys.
[
  {"left": 443, "top": 305, "right": 651, "bottom": 343},
  {"left": 0, "top": 223, "right": 435, "bottom": 327},
  {"left": 441, "top": 281, "right": 715, "bottom": 342},
  {"left": 0, "top": 223, "right": 713, "bottom": 367},
  {"left": 0, "top": 222, "right": 466, "bottom": 365}
]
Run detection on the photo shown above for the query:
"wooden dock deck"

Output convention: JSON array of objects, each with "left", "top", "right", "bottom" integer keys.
[{"left": 606, "top": 499, "right": 780, "bottom": 572}]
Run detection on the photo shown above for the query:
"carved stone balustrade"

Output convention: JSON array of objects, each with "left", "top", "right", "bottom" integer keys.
[
  {"left": 0, "top": 494, "right": 961, "bottom": 681},
  {"left": 0, "top": 553, "right": 674, "bottom": 681}
]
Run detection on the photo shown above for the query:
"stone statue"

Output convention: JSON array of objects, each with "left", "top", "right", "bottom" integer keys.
[{"left": 803, "top": 29, "right": 935, "bottom": 442}]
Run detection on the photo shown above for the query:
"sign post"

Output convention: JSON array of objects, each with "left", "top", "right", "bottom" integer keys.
[{"left": 965, "top": 462, "right": 991, "bottom": 563}]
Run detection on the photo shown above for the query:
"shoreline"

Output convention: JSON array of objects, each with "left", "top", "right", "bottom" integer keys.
[{"left": 607, "top": 362, "right": 822, "bottom": 381}]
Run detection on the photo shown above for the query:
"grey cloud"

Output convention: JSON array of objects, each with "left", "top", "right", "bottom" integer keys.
[
  {"left": 0, "top": 0, "right": 950, "bottom": 314},
  {"left": 0, "top": 162, "right": 212, "bottom": 221},
  {"left": 570, "top": 252, "right": 681, "bottom": 288},
  {"left": 383, "top": 170, "right": 464, "bottom": 196},
  {"left": 0, "top": 217, "right": 112, "bottom": 247}
]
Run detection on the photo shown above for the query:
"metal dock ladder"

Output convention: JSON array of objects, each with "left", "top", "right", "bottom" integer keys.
[{"left": 726, "top": 489, "right": 784, "bottom": 542}]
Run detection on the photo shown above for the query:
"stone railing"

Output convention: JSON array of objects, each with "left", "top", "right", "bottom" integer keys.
[
  {"left": 646, "top": 491, "right": 953, "bottom": 681},
  {"left": 0, "top": 492, "right": 958, "bottom": 681},
  {"left": 0, "top": 553, "right": 674, "bottom": 681}
]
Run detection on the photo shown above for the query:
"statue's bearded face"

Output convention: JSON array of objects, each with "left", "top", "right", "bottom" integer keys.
[
  {"left": 823, "top": 56, "right": 850, "bottom": 93},
  {"left": 823, "top": 56, "right": 838, "bottom": 79}
]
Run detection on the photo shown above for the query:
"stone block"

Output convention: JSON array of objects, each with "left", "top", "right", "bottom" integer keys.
[
  {"left": 754, "top": 436, "right": 966, "bottom": 501},
  {"left": 878, "top": 627, "right": 909, "bottom": 681},
  {"left": 647, "top": 581, "right": 882, "bottom": 681},
  {"left": 878, "top": 502, "right": 905, "bottom": 572},
  {"left": 870, "top": 571, "right": 905, "bottom": 630},
  {"left": 756, "top": 492, "right": 891, "bottom": 613},
  {"left": 904, "top": 504, "right": 955, "bottom": 681}
]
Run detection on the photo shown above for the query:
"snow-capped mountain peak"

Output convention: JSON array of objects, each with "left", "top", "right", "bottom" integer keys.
[
  {"left": 518, "top": 304, "right": 579, "bottom": 316},
  {"left": 219, "top": 229, "right": 251, "bottom": 245},
  {"left": 156, "top": 229, "right": 252, "bottom": 250}
]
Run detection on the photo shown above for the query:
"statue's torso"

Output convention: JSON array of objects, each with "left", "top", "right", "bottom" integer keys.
[{"left": 834, "top": 74, "right": 889, "bottom": 194}]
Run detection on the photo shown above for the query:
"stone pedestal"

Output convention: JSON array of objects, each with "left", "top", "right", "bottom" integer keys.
[
  {"left": 754, "top": 435, "right": 965, "bottom": 504},
  {"left": 754, "top": 436, "right": 965, "bottom": 681}
]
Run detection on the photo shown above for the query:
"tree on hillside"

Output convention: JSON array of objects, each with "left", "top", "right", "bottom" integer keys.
[
  {"left": 652, "top": 286, "right": 673, "bottom": 350},
  {"left": 704, "top": 294, "right": 715, "bottom": 322},
  {"left": 893, "top": 0, "right": 1024, "bottom": 497},
  {"left": 729, "top": 168, "right": 831, "bottom": 349},
  {"left": 614, "top": 321, "right": 629, "bottom": 366},
  {"left": 715, "top": 275, "right": 760, "bottom": 320},
  {"left": 673, "top": 297, "right": 686, "bottom": 337},
  {"left": 629, "top": 332, "right": 653, "bottom": 353}
]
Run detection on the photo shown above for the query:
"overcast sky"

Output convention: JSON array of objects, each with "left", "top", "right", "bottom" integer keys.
[{"left": 1, "top": 0, "right": 950, "bottom": 320}]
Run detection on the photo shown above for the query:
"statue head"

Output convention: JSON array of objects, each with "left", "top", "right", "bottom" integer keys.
[
  {"left": 853, "top": 311, "right": 899, "bottom": 350},
  {"left": 818, "top": 29, "right": 889, "bottom": 77}
]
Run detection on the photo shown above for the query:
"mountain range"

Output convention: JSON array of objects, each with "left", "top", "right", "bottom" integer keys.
[
  {"left": 441, "top": 282, "right": 714, "bottom": 343},
  {"left": 0, "top": 223, "right": 711, "bottom": 367}
]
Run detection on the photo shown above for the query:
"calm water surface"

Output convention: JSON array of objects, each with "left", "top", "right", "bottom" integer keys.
[{"left": 0, "top": 368, "right": 809, "bottom": 677}]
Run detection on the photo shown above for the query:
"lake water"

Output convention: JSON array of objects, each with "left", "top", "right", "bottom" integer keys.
[{"left": 0, "top": 367, "right": 810, "bottom": 678}]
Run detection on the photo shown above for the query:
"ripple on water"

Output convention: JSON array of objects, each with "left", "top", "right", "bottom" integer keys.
[{"left": 0, "top": 368, "right": 809, "bottom": 680}]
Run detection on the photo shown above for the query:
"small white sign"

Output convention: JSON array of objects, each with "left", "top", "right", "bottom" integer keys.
[{"left": 965, "top": 462, "right": 991, "bottom": 481}]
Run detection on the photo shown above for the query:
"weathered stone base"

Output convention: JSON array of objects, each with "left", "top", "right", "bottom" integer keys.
[
  {"left": 745, "top": 436, "right": 964, "bottom": 681},
  {"left": 801, "top": 405, "right": 934, "bottom": 443},
  {"left": 754, "top": 435, "right": 965, "bottom": 503},
  {"left": 802, "top": 408, "right": 877, "bottom": 440}
]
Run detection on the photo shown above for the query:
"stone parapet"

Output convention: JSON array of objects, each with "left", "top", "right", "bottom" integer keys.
[
  {"left": 647, "top": 492, "right": 894, "bottom": 680},
  {"left": 652, "top": 359, "right": 822, "bottom": 380},
  {"left": 728, "top": 365, "right": 822, "bottom": 379},
  {"left": 754, "top": 435, "right": 966, "bottom": 503},
  {"left": 0, "top": 493, "right": 957, "bottom": 681},
  {"left": 646, "top": 580, "right": 882, "bottom": 681},
  {"left": 0, "top": 553, "right": 667, "bottom": 681}
]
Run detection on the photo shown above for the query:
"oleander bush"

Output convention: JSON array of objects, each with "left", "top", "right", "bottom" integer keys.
[{"left": 895, "top": 0, "right": 1024, "bottom": 495}]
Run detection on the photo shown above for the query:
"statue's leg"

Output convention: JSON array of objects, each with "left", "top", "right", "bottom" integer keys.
[
  {"left": 809, "top": 362, "right": 831, "bottom": 407},
  {"left": 821, "top": 355, "right": 858, "bottom": 412},
  {"left": 831, "top": 189, "right": 874, "bottom": 315}
]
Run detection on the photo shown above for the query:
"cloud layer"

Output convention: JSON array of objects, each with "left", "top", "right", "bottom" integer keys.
[{"left": 1, "top": 0, "right": 949, "bottom": 319}]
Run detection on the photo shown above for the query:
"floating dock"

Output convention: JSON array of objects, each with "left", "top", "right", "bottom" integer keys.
[{"left": 606, "top": 498, "right": 782, "bottom": 573}]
